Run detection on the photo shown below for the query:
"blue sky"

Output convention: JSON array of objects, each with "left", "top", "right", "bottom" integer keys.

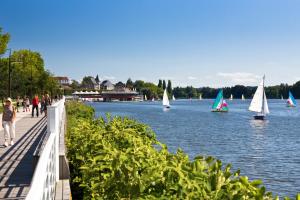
[{"left": 1, "top": 0, "right": 300, "bottom": 87}]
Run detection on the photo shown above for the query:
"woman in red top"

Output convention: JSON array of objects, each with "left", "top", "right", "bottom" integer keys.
[{"left": 32, "top": 95, "right": 39, "bottom": 117}]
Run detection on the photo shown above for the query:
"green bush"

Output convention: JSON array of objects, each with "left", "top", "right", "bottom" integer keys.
[{"left": 66, "top": 101, "right": 295, "bottom": 200}]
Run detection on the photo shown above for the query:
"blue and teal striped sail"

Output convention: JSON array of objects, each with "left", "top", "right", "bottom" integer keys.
[
  {"left": 212, "top": 90, "right": 228, "bottom": 112},
  {"left": 287, "top": 91, "right": 296, "bottom": 107},
  {"left": 212, "top": 90, "right": 223, "bottom": 109}
]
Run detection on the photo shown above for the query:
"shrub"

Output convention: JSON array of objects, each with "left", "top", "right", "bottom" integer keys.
[{"left": 66, "top": 101, "right": 294, "bottom": 200}]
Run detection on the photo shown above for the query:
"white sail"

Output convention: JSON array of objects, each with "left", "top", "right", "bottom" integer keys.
[
  {"left": 249, "top": 78, "right": 269, "bottom": 115},
  {"left": 230, "top": 94, "right": 233, "bottom": 100},
  {"left": 172, "top": 95, "right": 176, "bottom": 101},
  {"left": 263, "top": 92, "right": 269, "bottom": 114},
  {"left": 144, "top": 95, "right": 147, "bottom": 101},
  {"left": 242, "top": 94, "right": 245, "bottom": 100},
  {"left": 163, "top": 89, "right": 170, "bottom": 107},
  {"left": 199, "top": 94, "right": 202, "bottom": 100}
]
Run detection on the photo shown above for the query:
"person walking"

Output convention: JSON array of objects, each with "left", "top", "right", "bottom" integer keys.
[
  {"left": 22, "top": 96, "right": 26, "bottom": 112},
  {"left": 32, "top": 95, "right": 39, "bottom": 117},
  {"left": 40, "top": 95, "right": 45, "bottom": 115},
  {"left": 25, "top": 97, "right": 30, "bottom": 112},
  {"left": 44, "top": 94, "right": 52, "bottom": 116},
  {"left": 2, "top": 98, "right": 16, "bottom": 147},
  {"left": 16, "top": 96, "right": 21, "bottom": 112}
]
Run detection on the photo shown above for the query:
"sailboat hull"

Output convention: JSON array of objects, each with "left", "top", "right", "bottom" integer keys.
[
  {"left": 254, "top": 115, "right": 265, "bottom": 120},
  {"left": 287, "top": 104, "right": 296, "bottom": 107},
  {"left": 211, "top": 109, "right": 228, "bottom": 112}
]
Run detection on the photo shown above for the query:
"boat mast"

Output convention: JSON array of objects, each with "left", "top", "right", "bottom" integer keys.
[{"left": 261, "top": 75, "right": 265, "bottom": 115}]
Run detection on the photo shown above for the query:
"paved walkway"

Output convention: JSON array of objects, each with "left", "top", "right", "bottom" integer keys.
[{"left": 0, "top": 111, "right": 47, "bottom": 199}]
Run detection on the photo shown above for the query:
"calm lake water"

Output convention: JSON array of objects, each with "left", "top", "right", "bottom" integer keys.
[{"left": 89, "top": 99, "right": 300, "bottom": 197}]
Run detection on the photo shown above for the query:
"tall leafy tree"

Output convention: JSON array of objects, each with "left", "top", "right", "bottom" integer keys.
[
  {"left": 162, "top": 80, "right": 166, "bottom": 90},
  {"left": 126, "top": 78, "right": 134, "bottom": 89},
  {"left": 0, "top": 27, "right": 10, "bottom": 55},
  {"left": 158, "top": 79, "right": 162, "bottom": 88},
  {"left": 70, "top": 80, "right": 80, "bottom": 90},
  {"left": 81, "top": 76, "right": 95, "bottom": 89},
  {"left": 167, "top": 80, "right": 172, "bottom": 95},
  {"left": 11, "top": 49, "right": 46, "bottom": 97}
]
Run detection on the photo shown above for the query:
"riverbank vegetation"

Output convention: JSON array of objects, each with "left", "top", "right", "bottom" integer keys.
[{"left": 65, "top": 101, "right": 295, "bottom": 200}]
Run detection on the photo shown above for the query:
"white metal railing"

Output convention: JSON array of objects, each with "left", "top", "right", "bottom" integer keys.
[{"left": 26, "top": 97, "right": 65, "bottom": 200}]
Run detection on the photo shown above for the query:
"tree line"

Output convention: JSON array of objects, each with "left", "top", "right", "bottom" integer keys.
[
  {"left": 173, "top": 82, "right": 300, "bottom": 99},
  {"left": 124, "top": 77, "right": 300, "bottom": 99},
  {"left": 0, "top": 27, "right": 60, "bottom": 100},
  {"left": 124, "top": 78, "right": 172, "bottom": 99}
]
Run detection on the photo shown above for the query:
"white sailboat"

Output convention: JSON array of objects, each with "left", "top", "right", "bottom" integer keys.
[
  {"left": 172, "top": 95, "right": 176, "bottom": 101},
  {"left": 163, "top": 89, "right": 170, "bottom": 108},
  {"left": 229, "top": 94, "right": 233, "bottom": 100},
  {"left": 242, "top": 94, "right": 245, "bottom": 100},
  {"left": 144, "top": 95, "right": 147, "bottom": 101},
  {"left": 199, "top": 94, "right": 202, "bottom": 100},
  {"left": 249, "top": 76, "right": 269, "bottom": 120}
]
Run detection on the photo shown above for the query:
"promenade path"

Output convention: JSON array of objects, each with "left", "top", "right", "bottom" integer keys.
[{"left": 0, "top": 110, "right": 47, "bottom": 199}]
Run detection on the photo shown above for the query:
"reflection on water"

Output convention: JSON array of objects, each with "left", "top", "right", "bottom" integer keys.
[
  {"left": 90, "top": 99, "right": 300, "bottom": 197},
  {"left": 249, "top": 119, "right": 269, "bottom": 132}
]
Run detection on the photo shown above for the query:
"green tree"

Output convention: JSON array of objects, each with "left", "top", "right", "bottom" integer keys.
[
  {"left": 158, "top": 79, "right": 162, "bottom": 88},
  {"left": 81, "top": 76, "right": 94, "bottom": 89},
  {"left": 126, "top": 78, "right": 134, "bottom": 89},
  {"left": 162, "top": 80, "right": 166, "bottom": 90},
  {"left": 0, "top": 28, "right": 10, "bottom": 55},
  {"left": 11, "top": 49, "right": 46, "bottom": 98},
  {"left": 0, "top": 49, "right": 60, "bottom": 98},
  {"left": 0, "top": 58, "right": 8, "bottom": 98},
  {"left": 70, "top": 79, "right": 80, "bottom": 90},
  {"left": 167, "top": 80, "right": 172, "bottom": 95}
]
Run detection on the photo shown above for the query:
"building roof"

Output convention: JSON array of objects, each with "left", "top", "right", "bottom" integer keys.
[
  {"left": 115, "top": 81, "right": 125, "bottom": 87},
  {"left": 95, "top": 75, "right": 100, "bottom": 84},
  {"left": 54, "top": 76, "right": 69, "bottom": 81},
  {"left": 90, "top": 77, "right": 97, "bottom": 85},
  {"left": 101, "top": 80, "right": 114, "bottom": 87}
]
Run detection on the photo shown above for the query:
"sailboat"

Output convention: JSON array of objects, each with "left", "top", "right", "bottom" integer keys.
[
  {"left": 211, "top": 90, "right": 228, "bottom": 112},
  {"left": 172, "top": 95, "right": 176, "bottom": 101},
  {"left": 249, "top": 76, "right": 269, "bottom": 120},
  {"left": 281, "top": 95, "right": 284, "bottom": 100},
  {"left": 144, "top": 95, "right": 147, "bottom": 101},
  {"left": 287, "top": 91, "right": 296, "bottom": 107},
  {"left": 242, "top": 94, "right": 245, "bottom": 100},
  {"left": 151, "top": 97, "right": 155, "bottom": 102},
  {"left": 199, "top": 94, "right": 202, "bottom": 100},
  {"left": 163, "top": 89, "right": 170, "bottom": 109},
  {"left": 229, "top": 94, "right": 233, "bottom": 100}
]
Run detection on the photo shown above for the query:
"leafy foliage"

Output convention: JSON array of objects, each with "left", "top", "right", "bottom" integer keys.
[
  {"left": 0, "top": 27, "right": 10, "bottom": 55},
  {"left": 65, "top": 101, "right": 293, "bottom": 200},
  {"left": 133, "top": 80, "right": 164, "bottom": 100}
]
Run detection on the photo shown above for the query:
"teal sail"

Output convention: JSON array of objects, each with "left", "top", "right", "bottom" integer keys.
[
  {"left": 287, "top": 91, "right": 297, "bottom": 107},
  {"left": 212, "top": 90, "right": 228, "bottom": 112},
  {"left": 212, "top": 90, "right": 223, "bottom": 109}
]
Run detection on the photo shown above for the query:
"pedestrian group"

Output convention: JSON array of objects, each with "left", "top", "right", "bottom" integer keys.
[{"left": 2, "top": 94, "right": 53, "bottom": 147}]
